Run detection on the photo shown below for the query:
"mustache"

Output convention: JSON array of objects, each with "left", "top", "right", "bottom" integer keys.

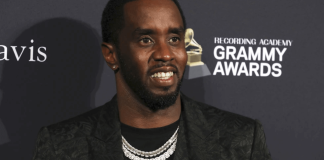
[{"left": 147, "top": 62, "right": 179, "bottom": 73}]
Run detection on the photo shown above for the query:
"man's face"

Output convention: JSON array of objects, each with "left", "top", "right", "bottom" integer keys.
[{"left": 117, "top": 0, "right": 187, "bottom": 111}]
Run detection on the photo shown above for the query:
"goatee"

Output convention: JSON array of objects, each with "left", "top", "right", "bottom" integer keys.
[{"left": 117, "top": 51, "right": 183, "bottom": 112}]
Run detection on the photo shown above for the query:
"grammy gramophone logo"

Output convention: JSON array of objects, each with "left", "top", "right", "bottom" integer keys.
[{"left": 183, "top": 28, "right": 211, "bottom": 79}]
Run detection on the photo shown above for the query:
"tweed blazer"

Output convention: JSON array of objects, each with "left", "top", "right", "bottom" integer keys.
[{"left": 33, "top": 94, "right": 272, "bottom": 160}]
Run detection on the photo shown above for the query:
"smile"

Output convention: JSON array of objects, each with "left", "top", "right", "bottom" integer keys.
[{"left": 151, "top": 71, "right": 174, "bottom": 79}]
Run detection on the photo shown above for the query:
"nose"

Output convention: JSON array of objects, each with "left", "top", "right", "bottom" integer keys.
[{"left": 152, "top": 41, "right": 174, "bottom": 62}]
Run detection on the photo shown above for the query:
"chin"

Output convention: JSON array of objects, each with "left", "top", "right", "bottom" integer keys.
[
  {"left": 138, "top": 86, "right": 180, "bottom": 112},
  {"left": 153, "top": 86, "right": 176, "bottom": 94}
]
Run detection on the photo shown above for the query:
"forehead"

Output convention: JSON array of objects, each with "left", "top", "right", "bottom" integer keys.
[{"left": 123, "top": 0, "right": 183, "bottom": 30}]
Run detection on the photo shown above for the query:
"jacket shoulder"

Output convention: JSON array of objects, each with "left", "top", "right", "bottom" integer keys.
[
  {"left": 197, "top": 102, "right": 272, "bottom": 160},
  {"left": 45, "top": 103, "right": 107, "bottom": 139},
  {"left": 182, "top": 95, "right": 272, "bottom": 159},
  {"left": 186, "top": 97, "right": 255, "bottom": 126},
  {"left": 183, "top": 95, "right": 256, "bottom": 129}
]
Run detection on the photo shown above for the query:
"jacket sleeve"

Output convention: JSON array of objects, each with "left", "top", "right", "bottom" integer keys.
[
  {"left": 32, "top": 127, "right": 56, "bottom": 160},
  {"left": 250, "top": 120, "right": 272, "bottom": 160}
]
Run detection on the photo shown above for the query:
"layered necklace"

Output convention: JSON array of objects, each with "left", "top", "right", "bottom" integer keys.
[{"left": 122, "top": 126, "right": 179, "bottom": 160}]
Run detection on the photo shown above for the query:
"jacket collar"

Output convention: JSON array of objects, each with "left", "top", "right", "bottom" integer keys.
[
  {"left": 173, "top": 93, "right": 221, "bottom": 160},
  {"left": 93, "top": 95, "right": 121, "bottom": 142},
  {"left": 179, "top": 93, "right": 213, "bottom": 140},
  {"left": 91, "top": 93, "right": 220, "bottom": 159}
]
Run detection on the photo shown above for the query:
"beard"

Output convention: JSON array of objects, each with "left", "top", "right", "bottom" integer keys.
[{"left": 117, "top": 50, "right": 183, "bottom": 112}]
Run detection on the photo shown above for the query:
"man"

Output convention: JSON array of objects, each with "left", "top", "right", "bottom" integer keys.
[{"left": 33, "top": 0, "right": 272, "bottom": 159}]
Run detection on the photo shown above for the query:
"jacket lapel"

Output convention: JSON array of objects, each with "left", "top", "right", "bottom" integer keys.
[
  {"left": 90, "top": 96, "right": 124, "bottom": 160},
  {"left": 174, "top": 93, "right": 221, "bottom": 160}
]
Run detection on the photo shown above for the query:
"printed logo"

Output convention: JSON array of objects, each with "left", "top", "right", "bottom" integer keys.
[
  {"left": 184, "top": 28, "right": 211, "bottom": 79},
  {"left": 212, "top": 37, "right": 292, "bottom": 77}
]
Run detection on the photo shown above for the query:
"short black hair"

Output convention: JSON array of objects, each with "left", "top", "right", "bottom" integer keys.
[{"left": 101, "top": 0, "right": 187, "bottom": 45}]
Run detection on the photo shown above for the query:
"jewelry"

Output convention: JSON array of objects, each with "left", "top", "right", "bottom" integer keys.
[
  {"left": 122, "top": 126, "right": 179, "bottom": 160},
  {"left": 113, "top": 65, "right": 116, "bottom": 69}
]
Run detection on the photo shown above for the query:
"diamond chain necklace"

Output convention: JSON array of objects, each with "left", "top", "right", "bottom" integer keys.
[{"left": 122, "top": 126, "right": 179, "bottom": 160}]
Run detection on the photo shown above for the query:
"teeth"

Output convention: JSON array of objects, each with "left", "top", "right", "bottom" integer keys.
[{"left": 151, "top": 71, "right": 174, "bottom": 79}]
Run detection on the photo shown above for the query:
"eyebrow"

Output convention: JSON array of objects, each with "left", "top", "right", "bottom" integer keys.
[
  {"left": 133, "top": 28, "right": 155, "bottom": 35},
  {"left": 133, "top": 27, "right": 185, "bottom": 36},
  {"left": 169, "top": 27, "right": 185, "bottom": 35}
]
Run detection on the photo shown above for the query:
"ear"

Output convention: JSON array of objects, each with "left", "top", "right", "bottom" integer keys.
[{"left": 101, "top": 42, "right": 119, "bottom": 71}]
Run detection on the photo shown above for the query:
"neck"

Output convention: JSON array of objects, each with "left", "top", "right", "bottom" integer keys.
[{"left": 116, "top": 77, "right": 181, "bottom": 129}]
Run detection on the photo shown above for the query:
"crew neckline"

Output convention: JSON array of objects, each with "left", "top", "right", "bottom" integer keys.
[{"left": 120, "top": 117, "right": 180, "bottom": 138}]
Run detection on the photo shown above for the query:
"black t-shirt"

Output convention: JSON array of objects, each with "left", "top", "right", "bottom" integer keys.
[{"left": 121, "top": 118, "right": 180, "bottom": 160}]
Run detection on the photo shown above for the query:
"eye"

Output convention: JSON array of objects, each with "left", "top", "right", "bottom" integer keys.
[
  {"left": 169, "top": 37, "right": 180, "bottom": 44},
  {"left": 139, "top": 37, "right": 154, "bottom": 44}
]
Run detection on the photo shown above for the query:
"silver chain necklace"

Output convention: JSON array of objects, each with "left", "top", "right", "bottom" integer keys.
[{"left": 122, "top": 126, "right": 179, "bottom": 160}]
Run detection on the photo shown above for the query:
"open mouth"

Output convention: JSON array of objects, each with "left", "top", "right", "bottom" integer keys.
[{"left": 151, "top": 71, "right": 174, "bottom": 79}]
